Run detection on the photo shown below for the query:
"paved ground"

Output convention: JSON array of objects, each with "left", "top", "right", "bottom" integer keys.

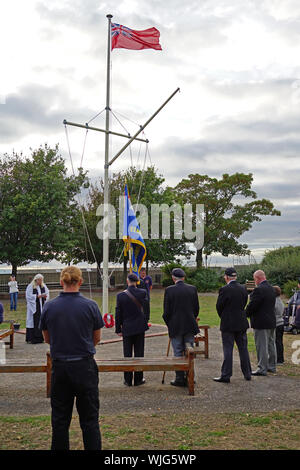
[{"left": 0, "top": 325, "right": 299, "bottom": 416}]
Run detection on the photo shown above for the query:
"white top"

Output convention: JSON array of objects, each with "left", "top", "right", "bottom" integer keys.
[
  {"left": 8, "top": 281, "right": 18, "bottom": 293},
  {"left": 25, "top": 284, "right": 50, "bottom": 328}
]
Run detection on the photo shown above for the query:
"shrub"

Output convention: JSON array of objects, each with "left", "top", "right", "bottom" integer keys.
[
  {"left": 187, "top": 267, "right": 223, "bottom": 292},
  {"left": 282, "top": 280, "right": 299, "bottom": 299},
  {"left": 261, "top": 246, "right": 300, "bottom": 286}
]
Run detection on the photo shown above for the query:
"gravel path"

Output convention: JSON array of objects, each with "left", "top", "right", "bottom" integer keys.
[{"left": 0, "top": 325, "right": 299, "bottom": 416}]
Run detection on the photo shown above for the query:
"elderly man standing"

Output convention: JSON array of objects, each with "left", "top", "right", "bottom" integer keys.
[
  {"left": 246, "top": 269, "right": 276, "bottom": 376},
  {"left": 163, "top": 268, "right": 199, "bottom": 387},
  {"left": 214, "top": 267, "right": 251, "bottom": 383}
]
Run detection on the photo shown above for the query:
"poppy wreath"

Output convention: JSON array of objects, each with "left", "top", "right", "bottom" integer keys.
[{"left": 103, "top": 313, "right": 115, "bottom": 328}]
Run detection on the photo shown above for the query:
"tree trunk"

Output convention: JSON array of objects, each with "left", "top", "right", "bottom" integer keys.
[
  {"left": 11, "top": 263, "right": 18, "bottom": 277},
  {"left": 196, "top": 248, "right": 204, "bottom": 268},
  {"left": 146, "top": 259, "right": 149, "bottom": 274}
]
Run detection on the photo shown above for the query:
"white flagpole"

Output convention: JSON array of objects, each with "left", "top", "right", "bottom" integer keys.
[{"left": 102, "top": 14, "right": 113, "bottom": 316}]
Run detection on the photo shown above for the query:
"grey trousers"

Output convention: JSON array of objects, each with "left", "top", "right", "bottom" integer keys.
[{"left": 253, "top": 328, "right": 277, "bottom": 374}]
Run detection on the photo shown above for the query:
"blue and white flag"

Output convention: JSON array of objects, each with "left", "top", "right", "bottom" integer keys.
[{"left": 123, "top": 185, "right": 146, "bottom": 276}]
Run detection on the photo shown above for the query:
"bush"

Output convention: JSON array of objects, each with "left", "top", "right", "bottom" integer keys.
[
  {"left": 234, "top": 264, "right": 260, "bottom": 285},
  {"left": 187, "top": 267, "right": 223, "bottom": 292},
  {"left": 282, "top": 280, "right": 299, "bottom": 299},
  {"left": 261, "top": 246, "right": 300, "bottom": 286}
]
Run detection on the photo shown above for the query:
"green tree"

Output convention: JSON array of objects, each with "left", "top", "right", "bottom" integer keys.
[
  {"left": 78, "top": 166, "right": 192, "bottom": 283},
  {"left": 0, "top": 145, "right": 87, "bottom": 275},
  {"left": 174, "top": 173, "right": 281, "bottom": 267}
]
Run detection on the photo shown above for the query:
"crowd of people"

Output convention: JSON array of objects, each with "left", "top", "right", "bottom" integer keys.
[{"left": 0, "top": 265, "right": 298, "bottom": 450}]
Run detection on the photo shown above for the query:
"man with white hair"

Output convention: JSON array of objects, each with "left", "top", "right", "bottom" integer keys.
[{"left": 246, "top": 270, "right": 276, "bottom": 376}]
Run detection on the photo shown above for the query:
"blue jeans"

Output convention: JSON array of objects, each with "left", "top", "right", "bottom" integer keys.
[{"left": 10, "top": 292, "right": 18, "bottom": 311}]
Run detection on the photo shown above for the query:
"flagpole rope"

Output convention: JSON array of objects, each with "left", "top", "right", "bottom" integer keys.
[{"left": 64, "top": 124, "right": 104, "bottom": 285}]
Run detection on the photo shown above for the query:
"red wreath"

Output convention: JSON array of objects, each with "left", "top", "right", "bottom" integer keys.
[{"left": 103, "top": 313, "right": 115, "bottom": 328}]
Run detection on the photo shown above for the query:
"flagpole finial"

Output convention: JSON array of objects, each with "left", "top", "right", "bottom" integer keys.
[{"left": 107, "top": 14, "right": 113, "bottom": 19}]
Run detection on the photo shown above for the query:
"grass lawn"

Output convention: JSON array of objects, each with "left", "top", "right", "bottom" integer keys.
[{"left": 0, "top": 410, "right": 299, "bottom": 450}]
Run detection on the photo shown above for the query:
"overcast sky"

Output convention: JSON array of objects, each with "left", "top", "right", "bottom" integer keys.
[{"left": 1, "top": 0, "right": 300, "bottom": 268}]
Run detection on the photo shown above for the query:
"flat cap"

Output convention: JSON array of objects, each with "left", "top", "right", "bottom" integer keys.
[
  {"left": 225, "top": 267, "right": 237, "bottom": 277},
  {"left": 172, "top": 268, "right": 185, "bottom": 278},
  {"left": 127, "top": 273, "right": 139, "bottom": 282}
]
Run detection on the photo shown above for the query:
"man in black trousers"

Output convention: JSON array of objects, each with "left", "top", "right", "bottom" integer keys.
[
  {"left": 163, "top": 268, "right": 199, "bottom": 387},
  {"left": 115, "top": 273, "right": 149, "bottom": 386},
  {"left": 214, "top": 267, "right": 252, "bottom": 383},
  {"left": 40, "top": 266, "right": 104, "bottom": 450}
]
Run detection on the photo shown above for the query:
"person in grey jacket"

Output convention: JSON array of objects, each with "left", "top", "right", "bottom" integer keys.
[{"left": 273, "top": 286, "right": 285, "bottom": 364}]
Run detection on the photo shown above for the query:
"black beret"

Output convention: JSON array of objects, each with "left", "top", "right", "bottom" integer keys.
[
  {"left": 127, "top": 273, "right": 139, "bottom": 282},
  {"left": 225, "top": 267, "right": 237, "bottom": 277},
  {"left": 172, "top": 268, "right": 185, "bottom": 278}
]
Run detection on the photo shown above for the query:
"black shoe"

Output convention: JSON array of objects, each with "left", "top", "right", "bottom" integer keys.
[
  {"left": 213, "top": 377, "right": 230, "bottom": 383},
  {"left": 134, "top": 379, "right": 145, "bottom": 386},
  {"left": 170, "top": 380, "right": 186, "bottom": 387},
  {"left": 251, "top": 370, "right": 267, "bottom": 376},
  {"left": 244, "top": 376, "right": 251, "bottom": 381},
  {"left": 124, "top": 381, "right": 132, "bottom": 387}
]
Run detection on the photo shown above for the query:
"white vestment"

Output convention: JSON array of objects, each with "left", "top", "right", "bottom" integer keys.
[{"left": 25, "top": 284, "right": 49, "bottom": 328}]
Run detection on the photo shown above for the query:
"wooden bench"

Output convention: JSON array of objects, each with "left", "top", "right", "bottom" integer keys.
[
  {"left": 0, "top": 322, "right": 14, "bottom": 349},
  {"left": 245, "top": 280, "right": 256, "bottom": 293},
  {"left": 194, "top": 325, "right": 210, "bottom": 358},
  {"left": 0, "top": 348, "right": 196, "bottom": 397}
]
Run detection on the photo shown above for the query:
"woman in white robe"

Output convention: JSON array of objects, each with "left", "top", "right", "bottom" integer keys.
[{"left": 26, "top": 274, "right": 49, "bottom": 343}]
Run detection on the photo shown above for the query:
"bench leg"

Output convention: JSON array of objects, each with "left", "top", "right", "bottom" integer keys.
[
  {"left": 10, "top": 330, "right": 14, "bottom": 349},
  {"left": 204, "top": 329, "right": 209, "bottom": 359},
  {"left": 187, "top": 350, "right": 195, "bottom": 396}
]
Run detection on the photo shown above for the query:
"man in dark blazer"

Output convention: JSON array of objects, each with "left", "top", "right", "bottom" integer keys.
[
  {"left": 246, "top": 270, "right": 276, "bottom": 376},
  {"left": 214, "top": 267, "right": 251, "bottom": 383},
  {"left": 163, "top": 268, "right": 199, "bottom": 387},
  {"left": 115, "top": 273, "right": 149, "bottom": 386}
]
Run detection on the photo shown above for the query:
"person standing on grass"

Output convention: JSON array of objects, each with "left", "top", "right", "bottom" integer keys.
[
  {"left": 8, "top": 275, "right": 19, "bottom": 311},
  {"left": 246, "top": 270, "right": 276, "bottom": 376},
  {"left": 25, "top": 274, "right": 49, "bottom": 344},
  {"left": 40, "top": 266, "right": 104, "bottom": 451},
  {"left": 214, "top": 267, "right": 252, "bottom": 383},
  {"left": 273, "top": 286, "right": 285, "bottom": 364},
  {"left": 163, "top": 268, "right": 199, "bottom": 387}
]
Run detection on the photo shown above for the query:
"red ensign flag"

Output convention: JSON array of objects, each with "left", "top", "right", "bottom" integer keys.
[{"left": 111, "top": 23, "right": 162, "bottom": 51}]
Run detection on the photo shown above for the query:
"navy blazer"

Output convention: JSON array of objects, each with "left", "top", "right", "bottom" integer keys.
[
  {"left": 115, "top": 286, "right": 149, "bottom": 337},
  {"left": 216, "top": 281, "right": 249, "bottom": 332},
  {"left": 246, "top": 280, "right": 276, "bottom": 329},
  {"left": 163, "top": 281, "right": 199, "bottom": 338}
]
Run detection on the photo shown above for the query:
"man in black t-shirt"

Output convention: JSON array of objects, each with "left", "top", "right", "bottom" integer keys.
[{"left": 40, "top": 266, "right": 104, "bottom": 451}]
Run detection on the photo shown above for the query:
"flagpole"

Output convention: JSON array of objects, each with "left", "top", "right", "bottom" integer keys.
[{"left": 103, "top": 13, "right": 113, "bottom": 316}]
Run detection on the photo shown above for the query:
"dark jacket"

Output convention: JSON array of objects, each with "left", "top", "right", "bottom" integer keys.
[
  {"left": 115, "top": 286, "right": 149, "bottom": 337},
  {"left": 216, "top": 281, "right": 249, "bottom": 332},
  {"left": 246, "top": 280, "right": 276, "bottom": 329},
  {"left": 163, "top": 281, "right": 200, "bottom": 338}
]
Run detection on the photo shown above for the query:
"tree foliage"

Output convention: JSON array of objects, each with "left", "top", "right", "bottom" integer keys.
[
  {"left": 174, "top": 173, "right": 281, "bottom": 267},
  {"left": 0, "top": 145, "right": 87, "bottom": 274}
]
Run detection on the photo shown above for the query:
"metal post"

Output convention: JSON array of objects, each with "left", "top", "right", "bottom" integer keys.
[{"left": 102, "top": 14, "right": 113, "bottom": 316}]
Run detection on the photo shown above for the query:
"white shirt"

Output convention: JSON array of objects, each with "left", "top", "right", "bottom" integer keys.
[{"left": 8, "top": 281, "right": 18, "bottom": 293}]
